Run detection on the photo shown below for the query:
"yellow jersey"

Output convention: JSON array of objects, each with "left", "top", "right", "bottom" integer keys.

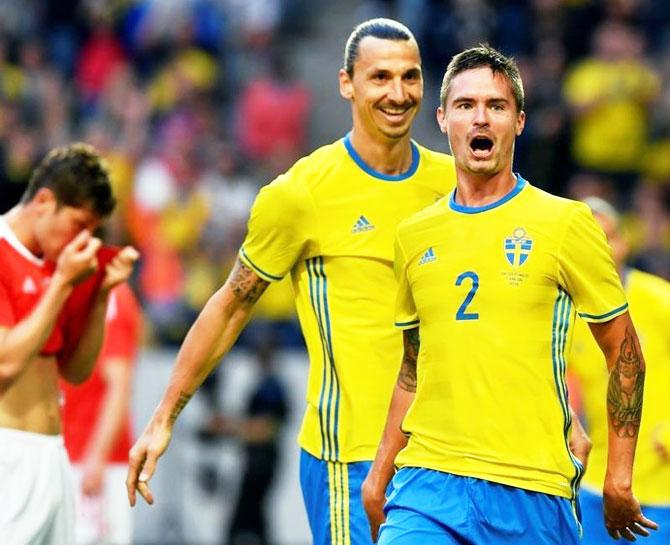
[
  {"left": 240, "top": 134, "right": 456, "bottom": 462},
  {"left": 570, "top": 269, "right": 670, "bottom": 505},
  {"left": 393, "top": 176, "right": 627, "bottom": 499}
]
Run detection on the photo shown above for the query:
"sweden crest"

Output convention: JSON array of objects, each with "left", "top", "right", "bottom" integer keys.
[{"left": 504, "top": 227, "right": 533, "bottom": 267}]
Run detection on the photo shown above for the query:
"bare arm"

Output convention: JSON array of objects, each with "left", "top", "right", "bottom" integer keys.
[
  {"left": 126, "top": 258, "right": 269, "bottom": 506},
  {"left": 0, "top": 231, "right": 99, "bottom": 388},
  {"left": 588, "top": 312, "right": 658, "bottom": 540},
  {"left": 81, "top": 360, "right": 133, "bottom": 496},
  {"left": 362, "top": 327, "right": 419, "bottom": 543}
]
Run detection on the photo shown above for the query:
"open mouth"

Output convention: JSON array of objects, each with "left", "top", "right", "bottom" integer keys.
[{"left": 470, "top": 136, "right": 494, "bottom": 157}]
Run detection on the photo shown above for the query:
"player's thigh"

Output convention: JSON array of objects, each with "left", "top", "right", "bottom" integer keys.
[
  {"left": 0, "top": 429, "right": 74, "bottom": 545},
  {"left": 299, "top": 449, "right": 373, "bottom": 545},
  {"left": 378, "top": 468, "right": 472, "bottom": 545},
  {"left": 378, "top": 507, "right": 462, "bottom": 545},
  {"left": 470, "top": 478, "right": 580, "bottom": 545}
]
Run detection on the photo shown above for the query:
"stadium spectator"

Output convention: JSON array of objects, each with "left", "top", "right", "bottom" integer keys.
[
  {"left": 0, "top": 143, "right": 137, "bottom": 544},
  {"left": 568, "top": 196, "right": 670, "bottom": 545},
  {"left": 236, "top": 47, "right": 311, "bottom": 176},
  {"left": 364, "top": 45, "right": 656, "bottom": 544},
  {"left": 563, "top": 20, "right": 660, "bottom": 202},
  {"left": 61, "top": 282, "right": 143, "bottom": 545},
  {"left": 126, "top": 17, "right": 456, "bottom": 545},
  {"left": 225, "top": 334, "right": 288, "bottom": 545}
]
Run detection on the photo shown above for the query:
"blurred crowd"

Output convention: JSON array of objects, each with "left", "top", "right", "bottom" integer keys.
[
  {"left": 1, "top": 0, "right": 670, "bottom": 353},
  {"left": 0, "top": 0, "right": 311, "bottom": 346}
]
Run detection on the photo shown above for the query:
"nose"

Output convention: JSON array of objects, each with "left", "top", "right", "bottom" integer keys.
[
  {"left": 472, "top": 104, "right": 489, "bottom": 126},
  {"left": 387, "top": 77, "right": 407, "bottom": 104}
]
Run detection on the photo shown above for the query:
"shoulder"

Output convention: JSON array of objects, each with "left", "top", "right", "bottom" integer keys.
[
  {"left": 259, "top": 140, "right": 345, "bottom": 203},
  {"left": 397, "top": 197, "right": 448, "bottom": 240},
  {"left": 285, "top": 140, "right": 345, "bottom": 182},
  {"left": 523, "top": 184, "right": 588, "bottom": 224}
]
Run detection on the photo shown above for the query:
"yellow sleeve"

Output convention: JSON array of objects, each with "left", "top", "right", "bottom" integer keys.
[
  {"left": 393, "top": 232, "right": 419, "bottom": 329},
  {"left": 239, "top": 172, "right": 313, "bottom": 282},
  {"left": 558, "top": 203, "right": 628, "bottom": 322}
]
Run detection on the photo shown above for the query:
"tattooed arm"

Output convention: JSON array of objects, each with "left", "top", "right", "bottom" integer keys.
[
  {"left": 126, "top": 258, "right": 269, "bottom": 506},
  {"left": 589, "top": 312, "right": 658, "bottom": 540},
  {"left": 362, "top": 327, "right": 419, "bottom": 542}
]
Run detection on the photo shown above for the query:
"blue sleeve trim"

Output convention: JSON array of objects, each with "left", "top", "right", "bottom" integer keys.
[
  {"left": 578, "top": 302, "right": 629, "bottom": 322},
  {"left": 239, "top": 247, "right": 283, "bottom": 281}
]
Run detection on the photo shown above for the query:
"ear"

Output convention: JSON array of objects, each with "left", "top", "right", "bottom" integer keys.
[
  {"left": 339, "top": 68, "right": 354, "bottom": 100},
  {"left": 33, "top": 187, "right": 57, "bottom": 207},
  {"left": 436, "top": 106, "right": 448, "bottom": 135},
  {"left": 516, "top": 110, "right": 526, "bottom": 136}
]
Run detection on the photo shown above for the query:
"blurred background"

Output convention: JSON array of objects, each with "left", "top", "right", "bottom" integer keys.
[{"left": 1, "top": 0, "right": 670, "bottom": 544}]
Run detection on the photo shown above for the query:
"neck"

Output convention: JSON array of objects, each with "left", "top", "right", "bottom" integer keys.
[
  {"left": 4, "top": 205, "right": 40, "bottom": 256},
  {"left": 454, "top": 169, "right": 517, "bottom": 208},
  {"left": 348, "top": 129, "right": 413, "bottom": 175}
]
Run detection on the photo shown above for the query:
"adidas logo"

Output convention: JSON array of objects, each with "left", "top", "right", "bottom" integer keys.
[
  {"left": 351, "top": 215, "right": 375, "bottom": 233},
  {"left": 418, "top": 247, "right": 437, "bottom": 265},
  {"left": 22, "top": 276, "right": 37, "bottom": 294}
]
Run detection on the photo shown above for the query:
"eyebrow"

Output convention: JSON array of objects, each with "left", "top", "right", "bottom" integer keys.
[
  {"left": 452, "top": 96, "right": 510, "bottom": 105},
  {"left": 368, "top": 66, "right": 421, "bottom": 77}
]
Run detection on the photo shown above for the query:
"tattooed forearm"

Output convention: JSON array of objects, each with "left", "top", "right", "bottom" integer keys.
[
  {"left": 398, "top": 327, "right": 420, "bottom": 392},
  {"left": 229, "top": 260, "right": 270, "bottom": 304},
  {"left": 607, "top": 326, "right": 645, "bottom": 438},
  {"left": 169, "top": 391, "right": 193, "bottom": 424}
]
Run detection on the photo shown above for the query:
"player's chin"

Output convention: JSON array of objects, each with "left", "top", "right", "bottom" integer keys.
[
  {"left": 379, "top": 124, "right": 412, "bottom": 140},
  {"left": 463, "top": 158, "right": 498, "bottom": 175}
]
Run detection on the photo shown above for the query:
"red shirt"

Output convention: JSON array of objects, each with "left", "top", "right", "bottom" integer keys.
[
  {"left": 61, "top": 283, "right": 142, "bottom": 463},
  {"left": 0, "top": 217, "right": 63, "bottom": 355}
]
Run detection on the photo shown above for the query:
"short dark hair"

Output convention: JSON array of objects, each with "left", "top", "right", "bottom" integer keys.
[
  {"left": 439, "top": 45, "right": 524, "bottom": 112},
  {"left": 22, "top": 143, "right": 116, "bottom": 217},
  {"left": 343, "top": 18, "right": 416, "bottom": 77}
]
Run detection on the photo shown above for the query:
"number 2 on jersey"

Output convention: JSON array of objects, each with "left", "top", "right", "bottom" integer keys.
[{"left": 455, "top": 271, "right": 480, "bottom": 320}]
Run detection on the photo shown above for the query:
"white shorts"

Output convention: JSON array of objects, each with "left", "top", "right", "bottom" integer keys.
[
  {"left": 0, "top": 427, "right": 75, "bottom": 545},
  {"left": 70, "top": 464, "right": 132, "bottom": 545}
]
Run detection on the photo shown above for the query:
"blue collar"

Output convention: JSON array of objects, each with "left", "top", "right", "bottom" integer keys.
[
  {"left": 343, "top": 132, "right": 419, "bottom": 182},
  {"left": 449, "top": 174, "right": 527, "bottom": 214}
]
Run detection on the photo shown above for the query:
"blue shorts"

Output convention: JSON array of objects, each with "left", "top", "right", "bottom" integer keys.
[
  {"left": 378, "top": 467, "right": 581, "bottom": 545},
  {"left": 580, "top": 487, "right": 670, "bottom": 545},
  {"left": 300, "top": 449, "right": 374, "bottom": 545}
]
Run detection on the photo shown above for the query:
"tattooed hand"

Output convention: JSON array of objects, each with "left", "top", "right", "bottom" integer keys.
[{"left": 126, "top": 393, "right": 192, "bottom": 506}]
